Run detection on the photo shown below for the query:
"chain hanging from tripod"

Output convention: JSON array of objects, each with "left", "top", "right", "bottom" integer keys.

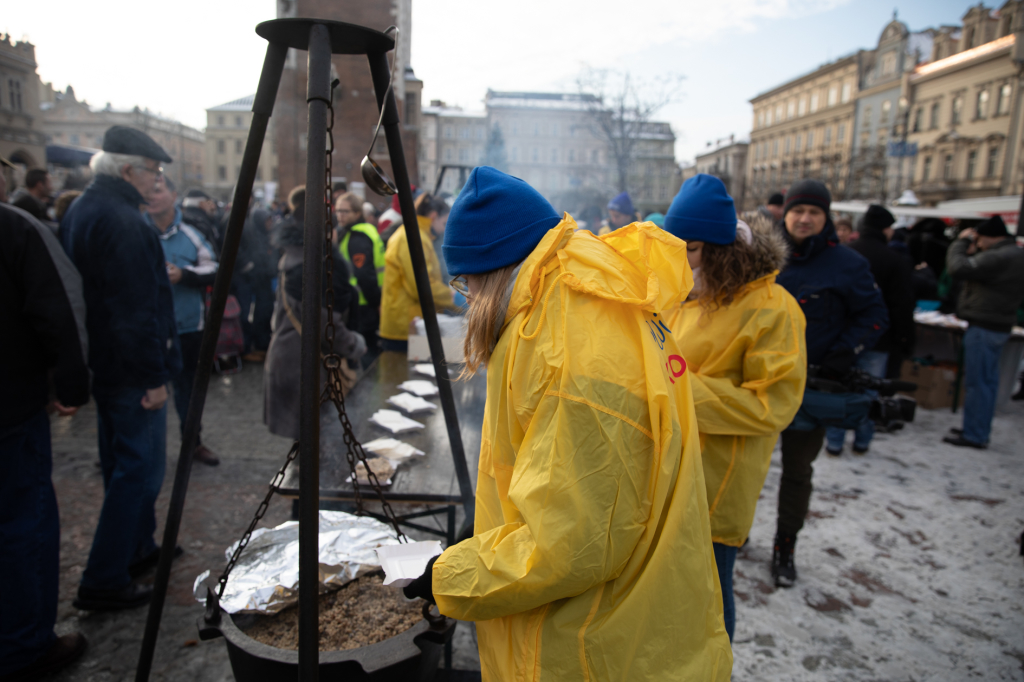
[{"left": 320, "top": 78, "right": 406, "bottom": 542}]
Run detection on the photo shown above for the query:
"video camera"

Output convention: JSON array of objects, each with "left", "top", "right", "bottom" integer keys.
[{"left": 806, "top": 366, "right": 918, "bottom": 429}]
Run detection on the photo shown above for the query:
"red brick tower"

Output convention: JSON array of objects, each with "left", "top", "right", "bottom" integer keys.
[{"left": 273, "top": 0, "right": 420, "bottom": 209}]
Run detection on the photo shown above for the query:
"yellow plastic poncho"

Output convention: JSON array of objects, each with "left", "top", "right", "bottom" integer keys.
[
  {"left": 379, "top": 215, "right": 455, "bottom": 341},
  {"left": 665, "top": 273, "right": 807, "bottom": 547},
  {"left": 433, "top": 217, "right": 732, "bottom": 681}
]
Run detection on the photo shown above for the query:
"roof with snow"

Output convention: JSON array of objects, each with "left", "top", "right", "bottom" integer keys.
[{"left": 208, "top": 95, "right": 255, "bottom": 112}]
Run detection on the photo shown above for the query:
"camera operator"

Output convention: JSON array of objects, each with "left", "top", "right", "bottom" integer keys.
[
  {"left": 771, "top": 180, "right": 888, "bottom": 588},
  {"left": 942, "top": 216, "right": 1024, "bottom": 449},
  {"left": 826, "top": 204, "right": 915, "bottom": 455}
]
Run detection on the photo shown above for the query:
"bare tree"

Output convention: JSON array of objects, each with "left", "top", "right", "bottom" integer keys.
[{"left": 576, "top": 68, "right": 685, "bottom": 194}]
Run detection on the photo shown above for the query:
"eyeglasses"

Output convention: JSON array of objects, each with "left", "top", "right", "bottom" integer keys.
[
  {"left": 136, "top": 165, "right": 164, "bottom": 177},
  {"left": 449, "top": 275, "right": 470, "bottom": 297}
]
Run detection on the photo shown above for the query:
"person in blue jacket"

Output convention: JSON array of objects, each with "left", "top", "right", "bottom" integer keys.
[
  {"left": 771, "top": 179, "right": 888, "bottom": 588},
  {"left": 146, "top": 176, "right": 220, "bottom": 467},
  {"left": 60, "top": 126, "right": 182, "bottom": 611}
]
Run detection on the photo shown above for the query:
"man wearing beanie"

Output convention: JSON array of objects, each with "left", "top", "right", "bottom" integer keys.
[
  {"left": 942, "top": 215, "right": 1024, "bottom": 449},
  {"left": 412, "top": 166, "right": 733, "bottom": 680},
  {"left": 771, "top": 179, "right": 888, "bottom": 588},
  {"left": 759, "top": 192, "right": 785, "bottom": 222},
  {"left": 826, "top": 204, "right": 915, "bottom": 455},
  {"left": 601, "top": 190, "right": 638, "bottom": 235}
]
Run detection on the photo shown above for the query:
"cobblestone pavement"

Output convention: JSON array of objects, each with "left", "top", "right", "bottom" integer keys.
[{"left": 41, "top": 360, "right": 1024, "bottom": 680}]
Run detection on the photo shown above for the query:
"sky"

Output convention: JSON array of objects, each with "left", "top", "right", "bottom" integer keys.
[{"left": 7, "top": 0, "right": 973, "bottom": 163}]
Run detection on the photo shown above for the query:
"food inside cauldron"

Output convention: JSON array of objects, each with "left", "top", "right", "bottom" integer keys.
[{"left": 242, "top": 574, "right": 424, "bottom": 650}]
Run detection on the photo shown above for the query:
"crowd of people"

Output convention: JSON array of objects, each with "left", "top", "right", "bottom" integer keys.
[{"left": 2, "top": 120, "right": 1024, "bottom": 680}]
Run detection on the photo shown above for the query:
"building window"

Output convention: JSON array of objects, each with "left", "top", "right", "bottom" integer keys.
[
  {"left": 976, "top": 89, "right": 989, "bottom": 119},
  {"left": 998, "top": 83, "right": 1012, "bottom": 115},
  {"left": 772, "top": 139, "right": 779, "bottom": 157},
  {"left": 951, "top": 96, "right": 963, "bottom": 125},
  {"left": 70, "top": 134, "right": 79, "bottom": 145},
  {"left": 943, "top": 154, "right": 954, "bottom": 180},
  {"left": 795, "top": 134, "right": 802, "bottom": 152},
  {"left": 550, "top": 149, "right": 557, "bottom": 163},
  {"left": 235, "top": 116, "right": 243, "bottom": 127},
  {"left": 912, "top": 108, "right": 923, "bottom": 132},
  {"left": 459, "top": 126, "right": 469, "bottom": 139},
  {"left": 511, "top": 122, "right": 519, "bottom": 136},
  {"left": 881, "top": 99, "right": 891, "bottom": 123},
  {"left": 987, "top": 146, "right": 999, "bottom": 177},
  {"left": 443, "top": 126, "right": 453, "bottom": 139},
  {"left": 217, "top": 140, "right": 225, "bottom": 154},
  {"left": 775, "top": 104, "right": 783, "bottom": 122},
  {"left": 930, "top": 102, "right": 940, "bottom": 129},
  {"left": 784, "top": 136, "right": 791, "bottom": 154},
  {"left": 476, "top": 126, "right": 485, "bottom": 140},
  {"left": 923, "top": 156, "right": 932, "bottom": 181},
  {"left": 841, "top": 83, "right": 851, "bottom": 103},
  {"left": 787, "top": 101, "right": 795, "bottom": 119},
  {"left": 532, "top": 147, "right": 539, "bottom": 162},
  {"left": 828, "top": 87, "right": 838, "bottom": 107},
  {"left": 798, "top": 97, "right": 807, "bottom": 116},
  {"left": 810, "top": 93, "right": 819, "bottom": 113},
  {"left": 218, "top": 165, "right": 227, "bottom": 180},
  {"left": 235, "top": 139, "right": 243, "bottom": 154},
  {"left": 807, "top": 130, "right": 815, "bottom": 149},
  {"left": 7, "top": 79, "right": 22, "bottom": 111},
  {"left": 568, "top": 149, "right": 575, "bottom": 163},
  {"left": 757, "top": 111, "right": 765, "bottom": 128},
  {"left": 966, "top": 150, "right": 977, "bottom": 179},
  {"left": 838, "top": 124, "right": 846, "bottom": 143},
  {"left": 255, "top": 167, "right": 263, "bottom": 181},
  {"left": 217, "top": 115, "right": 225, "bottom": 127},
  {"left": 823, "top": 127, "right": 832, "bottom": 147},
  {"left": 459, "top": 148, "right": 469, "bottom": 162},
  {"left": 862, "top": 106, "right": 872, "bottom": 128},
  {"left": 444, "top": 148, "right": 452, "bottom": 162},
  {"left": 551, "top": 123, "right": 559, "bottom": 137}
]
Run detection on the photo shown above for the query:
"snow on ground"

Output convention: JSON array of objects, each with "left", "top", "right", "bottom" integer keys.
[{"left": 732, "top": 400, "right": 1024, "bottom": 680}]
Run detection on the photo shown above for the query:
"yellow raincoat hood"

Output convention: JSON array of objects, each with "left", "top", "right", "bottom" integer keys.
[
  {"left": 666, "top": 251, "right": 807, "bottom": 546},
  {"left": 433, "top": 216, "right": 732, "bottom": 681}
]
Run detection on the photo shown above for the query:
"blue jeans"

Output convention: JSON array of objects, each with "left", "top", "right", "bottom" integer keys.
[
  {"left": 0, "top": 410, "right": 58, "bottom": 675},
  {"left": 962, "top": 325, "right": 1010, "bottom": 445},
  {"left": 81, "top": 386, "right": 167, "bottom": 590},
  {"left": 713, "top": 542, "right": 737, "bottom": 641},
  {"left": 826, "top": 350, "right": 889, "bottom": 452}
]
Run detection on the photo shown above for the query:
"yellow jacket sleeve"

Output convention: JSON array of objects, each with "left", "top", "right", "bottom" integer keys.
[
  {"left": 689, "top": 303, "right": 806, "bottom": 437},
  {"left": 397, "top": 218, "right": 454, "bottom": 312},
  {"left": 433, "top": 390, "right": 652, "bottom": 622}
]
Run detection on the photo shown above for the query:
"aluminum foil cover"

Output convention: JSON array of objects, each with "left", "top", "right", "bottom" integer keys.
[{"left": 192, "top": 511, "right": 401, "bottom": 615}]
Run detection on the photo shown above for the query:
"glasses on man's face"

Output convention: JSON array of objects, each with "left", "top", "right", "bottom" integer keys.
[
  {"left": 137, "top": 165, "right": 164, "bottom": 177},
  {"left": 449, "top": 275, "right": 470, "bottom": 297}
]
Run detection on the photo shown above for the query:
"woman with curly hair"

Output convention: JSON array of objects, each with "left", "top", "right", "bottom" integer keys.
[{"left": 663, "top": 174, "right": 808, "bottom": 640}]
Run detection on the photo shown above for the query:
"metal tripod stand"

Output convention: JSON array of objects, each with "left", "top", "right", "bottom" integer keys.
[{"left": 134, "top": 18, "right": 475, "bottom": 682}]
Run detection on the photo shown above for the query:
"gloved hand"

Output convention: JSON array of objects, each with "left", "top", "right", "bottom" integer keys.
[
  {"left": 403, "top": 555, "right": 438, "bottom": 604},
  {"left": 820, "top": 348, "right": 856, "bottom": 380}
]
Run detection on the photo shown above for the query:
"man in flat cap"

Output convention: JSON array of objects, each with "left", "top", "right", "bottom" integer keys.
[
  {"left": 943, "top": 216, "right": 1024, "bottom": 449},
  {"left": 60, "top": 126, "right": 182, "bottom": 610}
]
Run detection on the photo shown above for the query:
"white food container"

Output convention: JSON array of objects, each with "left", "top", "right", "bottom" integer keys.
[{"left": 375, "top": 541, "right": 444, "bottom": 588}]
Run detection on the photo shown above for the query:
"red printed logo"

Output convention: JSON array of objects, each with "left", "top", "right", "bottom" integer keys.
[{"left": 665, "top": 355, "right": 687, "bottom": 384}]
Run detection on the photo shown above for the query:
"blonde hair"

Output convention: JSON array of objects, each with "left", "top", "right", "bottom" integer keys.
[
  {"left": 461, "top": 263, "right": 520, "bottom": 377},
  {"left": 336, "top": 191, "right": 364, "bottom": 222}
]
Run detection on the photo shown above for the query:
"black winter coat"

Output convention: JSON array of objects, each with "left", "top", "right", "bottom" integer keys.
[
  {"left": 776, "top": 218, "right": 889, "bottom": 367},
  {"left": 847, "top": 231, "right": 916, "bottom": 355},
  {"left": 60, "top": 175, "right": 182, "bottom": 390},
  {"left": 947, "top": 237, "right": 1024, "bottom": 332},
  {"left": 1, "top": 204, "right": 90, "bottom": 429}
]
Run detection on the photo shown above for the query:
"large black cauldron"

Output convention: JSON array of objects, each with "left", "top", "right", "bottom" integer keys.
[{"left": 198, "top": 598, "right": 455, "bottom": 681}]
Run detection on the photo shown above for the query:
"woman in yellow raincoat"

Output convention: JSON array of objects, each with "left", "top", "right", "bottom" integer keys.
[
  {"left": 662, "top": 174, "right": 807, "bottom": 640},
  {"left": 378, "top": 193, "right": 457, "bottom": 352},
  {"left": 402, "top": 167, "right": 732, "bottom": 681}
]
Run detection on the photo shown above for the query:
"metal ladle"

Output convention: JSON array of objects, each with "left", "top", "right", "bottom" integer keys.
[{"left": 361, "top": 26, "right": 399, "bottom": 196}]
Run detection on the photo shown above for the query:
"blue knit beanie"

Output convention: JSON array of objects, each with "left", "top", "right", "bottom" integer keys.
[
  {"left": 607, "top": 191, "right": 635, "bottom": 216},
  {"left": 664, "top": 174, "right": 737, "bottom": 244},
  {"left": 443, "top": 167, "right": 561, "bottom": 275}
]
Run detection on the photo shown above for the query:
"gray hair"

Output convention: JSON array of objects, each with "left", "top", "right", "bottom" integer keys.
[{"left": 90, "top": 151, "right": 148, "bottom": 178}]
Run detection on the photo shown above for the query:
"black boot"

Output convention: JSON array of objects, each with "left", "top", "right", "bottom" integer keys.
[
  {"left": 772, "top": 533, "right": 798, "bottom": 588},
  {"left": 1013, "top": 372, "right": 1024, "bottom": 401}
]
